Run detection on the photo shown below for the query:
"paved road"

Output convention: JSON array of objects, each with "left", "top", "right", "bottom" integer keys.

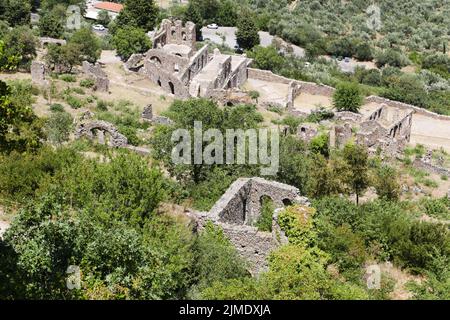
[{"left": 200, "top": 26, "right": 305, "bottom": 58}]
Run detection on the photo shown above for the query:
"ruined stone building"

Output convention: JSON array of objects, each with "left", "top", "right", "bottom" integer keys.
[
  {"left": 189, "top": 177, "right": 310, "bottom": 274},
  {"left": 75, "top": 120, "right": 128, "bottom": 147},
  {"left": 296, "top": 104, "right": 414, "bottom": 156},
  {"left": 125, "top": 19, "right": 252, "bottom": 99},
  {"left": 354, "top": 104, "right": 413, "bottom": 155}
]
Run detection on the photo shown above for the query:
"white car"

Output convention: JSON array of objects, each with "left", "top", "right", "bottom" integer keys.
[
  {"left": 207, "top": 23, "right": 219, "bottom": 29},
  {"left": 92, "top": 24, "right": 106, "bottom": 31}
]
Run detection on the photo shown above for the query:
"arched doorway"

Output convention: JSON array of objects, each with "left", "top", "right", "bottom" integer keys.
[{"left": 168, "top": 81, "right": 175, "bottom": 95}]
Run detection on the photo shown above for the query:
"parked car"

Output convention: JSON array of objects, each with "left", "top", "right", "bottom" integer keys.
[
  {"left": 207, "top": 23, "right": 219, "bottom": 29},
  {"left": 344, "top": 57, "right": 350, "bottom": 63},
  {"left": 92, "top": 24, "right": 106, "bottom": 31},
  {"left": 234, "top": 45, "right": 243, "bottom": 54}
]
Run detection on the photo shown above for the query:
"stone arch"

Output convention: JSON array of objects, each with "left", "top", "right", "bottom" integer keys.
[
  {"left": 150, "top": 56, "right": 162, "bottom": 65},
  {"left": 168, "top": 81, "right": 175, "bottom": 95},
  {"left": 75, "top": 121, "right": 128, "bottom": 147}
]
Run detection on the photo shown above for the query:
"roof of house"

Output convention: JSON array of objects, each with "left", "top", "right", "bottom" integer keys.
[{"left": 94, "top": 2, "right": 124, "bottom": 13}]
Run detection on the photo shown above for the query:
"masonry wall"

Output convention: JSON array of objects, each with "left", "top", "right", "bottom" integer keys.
[
  {"left": 365, "top": 96, "right": 450, "bottom": 121},
  {"left": 247, "top": 68, "right": 335, "bottom": 97}
]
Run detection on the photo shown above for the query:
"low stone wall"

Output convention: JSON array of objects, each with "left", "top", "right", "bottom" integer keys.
[
  {"left": 413, "top": 158, "right": 450, "bottom": 177},
  {"left": 82, "top": 61, "right": 109, "bottom": 92},
  {"left": 247, "top": 68, "right": 335, "bottom": 97},
  {"left": 365, "top": 96, "right": 450, "bottom": 121},
  {"left": 189, "top": 206, "right": 289, "bottom": 275}
]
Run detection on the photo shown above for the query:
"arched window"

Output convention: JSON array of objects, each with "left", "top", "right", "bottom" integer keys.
[{"left": 168, "top": 81, "right": 175, "bottom": 95}]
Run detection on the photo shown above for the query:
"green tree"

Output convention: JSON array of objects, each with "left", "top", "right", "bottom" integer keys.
[
  {"left": 236, "top": 10, "right": 260, "bottom": 50},
  {"left": 69, "top": 27, "right": 101, "bottom": 63},
  {"left": 0, "top": 40, "right": 21, "bottom": 71},
  {"left": 0, "top": 80, "right": 44, "bottom": 153},
  {"left": 191, "top": 222, "right": 249, "bottom": 297},
  {"left": 1, "top": 0, "right": 31, "bottom": 26},
  {"left": 39, "top": 10, "right": 64, "bottom": 38},
  {"left": 381, "top": 73, "right": 428, "bottom": 108},
  {"left": 183, "top": 1, "right": 203, "bottom": 40},
  {"left": 332, "top": 82, "right": 364, "bottom": 112},
  {"left": 113, "top": 26, "right": 152, "bottom": 61},
  {"left": 45, "top": 42, "right": 82, "bottom": 73},
  {"left": 355, "top": 42, "right": 373, "bottom": 61},
  {"left": 2, "top": 26, "right": 38, "bottom": 69},
  {"left": 97, "top": 9, "right": 111, "bottom": 27},
  {"left": 116, "top": 0, "right": 159, "bottom": 31},
  {"left": 342, "top": 143, "right": 370, "bottom": 205},
  {"left": 247, "top": 45, "right": 285, "bottom": 72},
  {"left": 373, "top": 165, "right": 400, "bottom": 201},
  {"left": 45, "top": 111, "right": 73, "bottom": 144}
]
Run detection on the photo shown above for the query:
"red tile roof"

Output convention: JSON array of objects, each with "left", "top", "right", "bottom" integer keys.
[{"left": 94, "top": 2, "right": 124, "bottom": 13}]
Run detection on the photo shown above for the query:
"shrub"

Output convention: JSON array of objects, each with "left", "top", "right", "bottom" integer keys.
[
  {"left": 96, "top": 99, "right": 109, "bottom": 111},
  {"left": 72, "top": 87, "right": 85, "bottom": 95},
  {"left": 373, "top": 165, "right": 400, "bottom": 200},
  {"left": 309, "top": 133, "right": 329, "bottom": 157},
  {"left": 80, "top": 79, "right": 95, "bottom": 88},
  {"left": 66, "top": 95, "right": 83, "bottom": 109},
  {"left": 45, "top": 111, "right": 73, "bottom": 144},
  {"left": 332, "top": 82, "right": 364, "bottom": 112},
  {"left": 278, "top": 205, "right": 317, "bottom": 246},
  {"left": 49, "top": 103, "right": 64, "bottom": 112},
  {"left": 59, "top": 74, "right": 76, "bottom": 82},
  {"left": 256, "top": 196, "right": 274, "bottom": 232}
]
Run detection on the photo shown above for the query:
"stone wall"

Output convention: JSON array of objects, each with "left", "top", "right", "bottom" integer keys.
[
  {"left": 413, "top": 151, "right": 450, "bottom": 177},
  {"left": 179, "top": 44, "right": 209, "bottom": 84},
  {"left": 39, "top": 37, "right": 66, "bottom": 47},
  {"left": 75, "top": 120, "right": 128, "bottom": 147},
  {"left": 297, "top": 124, "right": 319, "bottom": 143},
  {"left": 210, "top": 177, "right": 308, "bottom": 226},
  {"left": 334, "top": 111, "right": 363, "bottom": 124},
  {"left": 189, "top": 177, "right": 310, "bottom": 274},
  {"left": 286, "top": 81, "right": 302, "bottom": 110},
  {"left": 365, "top": 95, "right": 450, "bottom": 121},
  {"left": 82, "top": 61, "right": 109, "bottom": 92},
  {"left": 153, "top": 19, "right": 196, "bottom": 49},
  {"left": 247, "top": 68, "right": 335, "bottom": 97},
  {"left": 31, "top": 61, "right": 47, "bottom": 85}
]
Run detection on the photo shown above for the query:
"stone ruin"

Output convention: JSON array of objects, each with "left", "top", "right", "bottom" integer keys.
[
  {"left": 126, "top": 19, "right": 252, "bottom": 99},
  {"left": 413, "top": 149, "right": 450, "bottom": 178},
  {"left": 189, "top": 177, "right": 310, "bottom": 274},
  {"left": 297, "top": 123, "right": 319, "bottom": 143},
  {"left": 354, "top": 104, "right": 413, "bottom": 156},
  {"left": 31, "top": 61, "right": 48, "bottom": 86},
  {"left": 82, "top": 61, "right": 109, "bottom": 92},
  {"left": 39, "top": 37, "right": 67, "bottom": 47},
  {"left": 141, "top": 104, "right": 153, "bottom": 122},
  {"left": 75, "top": 120, "right": 128, "bottom": 147},
  {"left": 294, "top": 103, "right": 414, "bottom": 157},
  {"left": 141, "top": 104, "right": 174, "bottom": 125}
]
